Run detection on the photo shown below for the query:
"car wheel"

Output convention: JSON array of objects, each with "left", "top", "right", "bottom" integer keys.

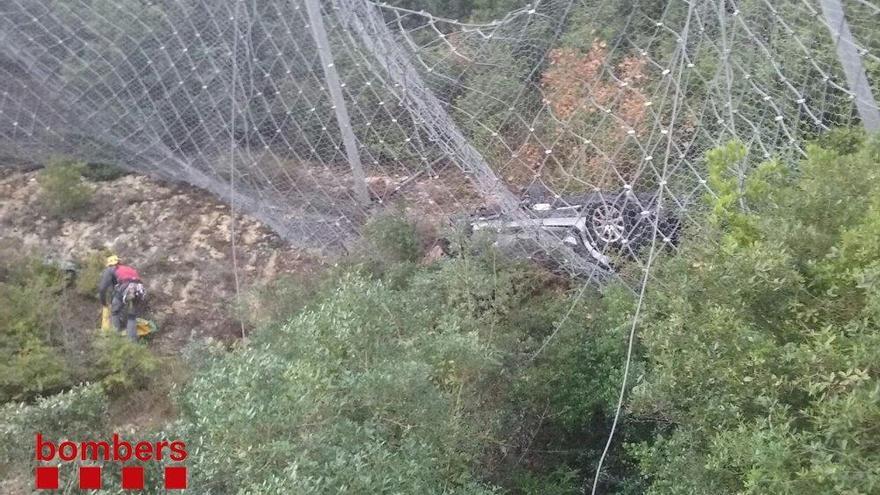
[{"left": 584, "top": 201, "right": 627, "bottom": 248}]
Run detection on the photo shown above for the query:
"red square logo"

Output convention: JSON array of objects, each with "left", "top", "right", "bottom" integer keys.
[
  {"left": 164, "top": 466, "right": 188, "bottom": 490},
  {"left": 121, "top": 466, "right": 144, "bottom": 490},
  {"left": 35, "top": 466, "right": 59, "bottom": 490},
  {"left": 79, "top": 466, "right": 102, "bottom": 489}
]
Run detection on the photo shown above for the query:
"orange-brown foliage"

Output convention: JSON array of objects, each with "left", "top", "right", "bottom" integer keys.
[
  {"left": 542, "top": 41, "right": 649, "bottom": 136},
  {"left": 542, "top": 43, "right": 610, "bottom": 120},
  {"left": 536, "top": 41, "right": 651, "bottom": 188}
]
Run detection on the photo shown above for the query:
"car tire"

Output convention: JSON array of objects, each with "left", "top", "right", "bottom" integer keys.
[{"left": 582, "top": 200, "right": 628, "bottom": 251}]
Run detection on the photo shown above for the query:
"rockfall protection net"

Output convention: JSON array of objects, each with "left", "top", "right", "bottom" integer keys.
[
  {"left": 1, "top": 0, "right": 878, "bottom": 489},
  {"left": 1, "top": 0, "right": 878, "bottom": 280}
]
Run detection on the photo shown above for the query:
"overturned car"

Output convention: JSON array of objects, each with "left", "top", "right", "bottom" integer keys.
[{"left": 470, "top": 189, "right": 681, "bottom": 269}]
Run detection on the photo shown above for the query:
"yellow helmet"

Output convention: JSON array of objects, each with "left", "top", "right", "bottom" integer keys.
[{"left": 106, "top": 255, "right": 119, "bottom": 267}]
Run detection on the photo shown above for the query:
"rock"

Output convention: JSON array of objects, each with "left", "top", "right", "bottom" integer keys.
[
  {"left": 367, "top": 176, "right": 391, "bottom": 200},
  {"left": 421, "top": 243, "right": 446, "bottom": 265}
]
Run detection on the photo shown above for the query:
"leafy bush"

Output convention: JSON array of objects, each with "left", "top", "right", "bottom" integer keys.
[
  {"left": 79, "top": 162, "right": 128, "bottom": 182},
  {"left": 174, "top": 243, "right": 587, "bottom": 493},
  {"left": 495, "top": 281, "right": 647, "bottom": 494},
  {"left": 0, "top": 383, "right": 107, "bottom": 466},
  {"left": 179, "top": 273, "right": 496, "bottom": 493},
  {"left": 509, "top": 468, "right": 580, "bottom": 495},
  {"left": 626, "top": 134, "right": 880, "bottom": 494},
  {"left": 515, "top": 284, "right": 634, "bottom": 432},
  {"left": 338, "top": 211, "right": 426, "bottom": 285},
  {"left": 75, "top": 250, "right": 111, "bottom": 299},
  {"left": 0, "top": 254, "right": 71, "bottom": 402},
  {"left": 361, "top": 210, "right": 423, "bottom": 264},
  {"left": 92, "top": 333, "right": 159, "bottom": 395},
  {"left": 37, "top": 159, "right": 93, "bottom": 218}
]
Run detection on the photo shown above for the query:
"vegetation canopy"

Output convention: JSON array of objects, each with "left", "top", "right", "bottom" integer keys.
[{"left": 0, "top": 0, "right": 878, "bottom": 491}]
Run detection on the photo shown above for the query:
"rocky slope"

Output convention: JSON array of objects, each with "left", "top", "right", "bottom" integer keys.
[{"left": 0, "top": 169, "right": 324, "bottom": 353}]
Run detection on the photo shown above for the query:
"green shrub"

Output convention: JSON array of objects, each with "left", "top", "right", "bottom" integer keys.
[
  {"left": 173, "top": 247, "right": 574, "bottom": 493},
  {"left": 118, "top": 220, "right": 639, "bottom": 492},
  {"left": 514, "top": 284, "right": 634, "bottom": 430},
  {"left": 0, "top": 383, "right": 107, "bottom": 466},
  {"left": 92, "top": 333, "right": 159, "bottom": 395},
  {"left": 509, "top": 467, "right": 580, "bottom": 495},
  {"left": 178, "top": 274, "right": 494, "bottom": 493},
  {"left": 362, "top": 211, "right": 422, "bottom": 264},
  {"left": 79, "top": 162, "right": 127, "bottom": 182},
  {"left": 626, "top": 135, "right": 880, "bottom": 494},
  {"left": 75, "top": 250, "right": 111, "bottom": 299},
  {"left": 37, "top": 160, "right": 93, "bottom": 218},
  {"left": 0, "top": 339, "right": 68, "bottom": 405},
  {"left": 0, "top": 254, "right": 72, "bottom": 402}
]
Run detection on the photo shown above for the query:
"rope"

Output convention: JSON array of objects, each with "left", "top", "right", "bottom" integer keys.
[{"left": 230, "top": 0, "right": 246, "bottom": 341}]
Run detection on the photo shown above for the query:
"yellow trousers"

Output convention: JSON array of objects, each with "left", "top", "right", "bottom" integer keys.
[{"left": 100, "top": 306, "right": 112, "bottom": 331}]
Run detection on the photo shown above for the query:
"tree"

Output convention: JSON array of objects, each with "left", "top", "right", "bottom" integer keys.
[{"left": 628, "top": 131, "right": 880, "bottom": 494}]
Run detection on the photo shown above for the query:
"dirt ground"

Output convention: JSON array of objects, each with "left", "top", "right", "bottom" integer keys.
[{"left": 0, "top": 169, "right": 326, "bottom": 354}]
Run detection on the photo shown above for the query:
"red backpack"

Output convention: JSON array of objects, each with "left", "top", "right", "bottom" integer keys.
[{"left": 115, "top": 264, "right": 141, "bottom": 283}]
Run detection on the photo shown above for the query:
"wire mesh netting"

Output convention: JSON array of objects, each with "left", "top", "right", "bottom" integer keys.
[
  {"left": 2, "top": 2, "right": 878, "bottom": 490},
  {"left": 1, "top": 0, "right": 878, "bottom": 280}
]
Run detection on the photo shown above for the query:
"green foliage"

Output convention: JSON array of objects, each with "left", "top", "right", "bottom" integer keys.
[
  {"left": 92, "top": 333, "right": 160, "bottom": 395},
  {"left": 509, "top": 467, "right": 580, "bottom": 495},
  {"left": 502, "top": 282, "right": 647, "bottom": 494},
  {"left": 75, "top": 250, "right": 111, "bottom": 299},
  {"left": 79, "top": 162, "right": 128, "bottom": 182},
  {"left": 241, "top": 272, "right": 323, "bottom": 330},
  {"left": 627, "top": 136, "right": 880, "bottom": 494},
  {"left": 37, "top": 159, "right": 93, "bottom": 218},
  {"left": 516, "top": 284, "right": 634, "bottom": 430},
  {"left": 0, "top": 244, "right": 162, "bottom": 405},
  {"left": 0, "top": 253, "right": 71, "bottom": 402},
  {"left": 814, "top": 127, "right": 867, "bottom": 155},
  {"left": 173, "top": 245, "right": 586, "bottom": 493},
  {"left": 705, "top": 140, "right": 756, "bottom": 246},
  {"left": 350, "top": 211, "right": 425, "bottom": 284},
  {"left": 362, "top": 211, "right": 423, "bottom": 264},
  {"left": 179, "top": 274, "right": 493, "bottom": 492},
  {"left": 0, "top": 383, "right": 107, "bottom": 466},
  {"left": 385, "top": 0, "right": 526, "bottom": 23},
  {"left": 454, "top": 50, "right": 532, "bottom": 145}
]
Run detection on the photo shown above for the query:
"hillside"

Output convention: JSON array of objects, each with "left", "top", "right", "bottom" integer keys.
[
  {"left": 1, "top": 135, "right": 879, "bottom": 494},
  {"left": 0, "top": 168, "right": 322, "bottom": 353}
]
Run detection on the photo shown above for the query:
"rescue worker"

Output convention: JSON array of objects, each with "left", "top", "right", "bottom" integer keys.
[{"left": 98, "top": 255, "right": 146, "bottom": 341}]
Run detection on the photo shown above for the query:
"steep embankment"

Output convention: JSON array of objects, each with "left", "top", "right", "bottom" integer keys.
[{"left": 0, "top": 169, "right": 323, "bottom": 353}]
